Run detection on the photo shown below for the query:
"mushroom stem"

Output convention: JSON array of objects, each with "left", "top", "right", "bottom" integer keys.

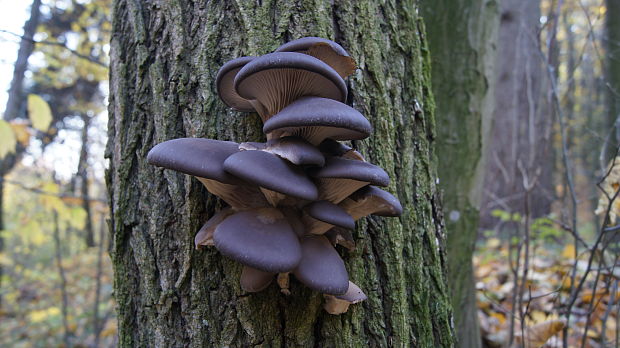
[
  {"left": 323, "top": 294, "right": 351, "bottom": 314},
  {"left": 277, "top": 272, "right": 291, "bottom": 295}
]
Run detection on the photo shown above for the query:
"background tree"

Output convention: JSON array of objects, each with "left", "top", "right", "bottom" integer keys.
[
  {"left": 107, "top": 0, "right": 455, "bottom": 346},
  {"left": 480, "top": 0, "right": 555, "bottom": 229},
  {"left": 420, "top": 1, "right": 499, "bottom": 347}
]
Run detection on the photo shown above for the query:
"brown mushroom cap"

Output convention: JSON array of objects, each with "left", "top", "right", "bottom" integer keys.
[
  {"left": 213, "top": 208, "right": 302, "bottom": 272},
  {"left": 216, "top": 56, "right": 256, "bottom": 112},
  {"left": 293, "top": 235, "right": 349, "bottom": 295},
  {"left": 223, "top": 150, "right": 318, "bottom": 202},
  {"left": 340, "top": 186, "right": 403, "bottom": 220},
  {"left": 234, "top": 52, "right": 347, "bottom": 121},
  {"left": 308, "top": 157, "right": 389, "bottom": 203},
  {"left": 240, "top": 136, "right": 325, "bottom": 167},
  {"left": 240, "top": 266, "right": 275, "bottom": 292},
  {"left": 147, "top": 138, "right": 241, "bottom": 184},
  {"left": 303, "top": 200, "right": 355, "bottom": 232},
  {"left": 263, "top": 97, "right": 372, "bottom": 145},
  {"left": 275, "top": 37, "right": 356, "bottom": 78}
]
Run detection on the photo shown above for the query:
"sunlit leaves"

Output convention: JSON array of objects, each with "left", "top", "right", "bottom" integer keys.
[
  {"left": 27, "top": 94, "right": 53, "bottom": 131},
  {"left": 0, "top": 120, "right": 17, "bottom": 159}
]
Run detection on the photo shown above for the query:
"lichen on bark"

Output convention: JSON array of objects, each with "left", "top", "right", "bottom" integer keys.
[{"left": 106, "top": 1, "right": 455, "bottom": 347}]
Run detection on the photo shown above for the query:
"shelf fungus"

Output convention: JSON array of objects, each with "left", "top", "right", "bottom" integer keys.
[{"left": 147, "top": 37, "right": 403, "bottom": 315}]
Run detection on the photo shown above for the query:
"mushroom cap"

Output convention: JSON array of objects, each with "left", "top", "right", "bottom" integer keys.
[
  {"left": 275, "top": 37, "right": 356, "bottom": 78},
  {"left": 309, "top": 157, "right": 390, "bottom": 187},
  {"left": 318, "top": 139, "right": 365, "bottom": 161},
  {"left": 241, "top": 137, "right": 325, "bottom": 166},
  {"left": 347, "top": 186, "right": 403, "bottom": 217},
  {"left": 276, "top": 37, "right": 350, "bottom": 57},
  {"left": 325, "top": 227, "right": 356, "bottom": 251},
  {"left": 264, "top": 136, "right": 325, "bottom": 166},
  {"left": 262, "top": 97, "right": 372, "bottom": 145},
  {"left": 234, "top": 52, "right": 347, "bottom": 118},
  {"left": 240, "top": 266, "right": 275, "bottom": 292},
  {"left": 215, "top": 56, "right": 256, "bottom": 112},
  {"left": 223, "top": 150, "right": 318, "bottom": 201},
  {"left": 147, "top": 138, "right": 241, "bottom": 184},
  {"left": 213, "top": 208, "right": 302, "bottom": 273},
  {"left": 293, "top": 235, "right": 349, "bottom": 295},
  {"left": 336, "top": 281, "right": 367, "bottom": 302},
  {"left": 194, "top": 207, "right": 235, "bottom": 249},
  {"left": 304, "top": 200, "right": 355, "bottom": 230}
]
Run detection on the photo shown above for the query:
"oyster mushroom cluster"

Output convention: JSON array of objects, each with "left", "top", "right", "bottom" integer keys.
[{"left": 147, "top": 37, "right": 402, "bottom": 314}]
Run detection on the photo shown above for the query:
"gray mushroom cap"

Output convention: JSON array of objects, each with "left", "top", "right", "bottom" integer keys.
[
  {"left": 275, "top": 37, "right": 356, "bottom": 78},
  {"left": 309, "top": 157, "right": 389, "bottom": 186},
  {"left": 240, "top": 136, "right": 325, "bottom": 166},
  {"left": 213, "top": 208, "right": 302, "bottom": 273},
  {"left": 341, "top": 186, "right": 403, "bottom": 220},
  {"left": 318, "top": 139, "right": 365, "bottom": 161},
  {"left": 308, "top": 157, "right": 390, "bottom": 203},
  {"left": 263, "top": 97, "right": 372, "bottom": 145},
  {"left": 216, "top": 56, "right": 256, "bottom": 112},
  {"left": 147, "top": 138, "right": 241, "bottom": 184},
  {"left": 323, "top": 281, "right": 367, "bottom": 315},
  {"left": 304, "top": 200, "right": 355, "bottom": 230},
  {"left": 223, "top": 150, "right": 318, "bottom": 201},
  {"left": 234, "top": 52, "right": 347, "bottom": 120},
  {"left": 293, "top": 235, "right": 349, "bottom": 295}
]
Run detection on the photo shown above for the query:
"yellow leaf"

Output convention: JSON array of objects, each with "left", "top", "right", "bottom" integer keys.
[
  {"left": 0, "top": 120, "right": 16, "bottom": 159},
  {"left": 516, "top": 319, "right": 566, "bottom": 348},
  {"left": 8, "top": 120, "right": 30, "bottom": 146},
  {"left": 27, "top": 94, "right": 53, "bottom": 131},
  {"left": 561, "top": 244, "right": 575, "bottom": 259}
]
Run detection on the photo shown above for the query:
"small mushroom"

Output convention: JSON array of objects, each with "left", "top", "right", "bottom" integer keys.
[
  {"left": 318, "top": 139, "right": 365, "bottom": 161},
  {"left": 240, "top": 266, "right": 275, "bottom": 292},
  {"left": 277, "top": 272, "right": 291, "bottom": 295},
  {"left": 234, "top": 52, "right": 347, "bottom": 121},
  {"left": 325, "top": 227, "right": 356, "bottom": 251},
  {"left": 339, "top": 186, "right": 403, "bottom": 220},
  {"left": 213, "top": 207, "right": 302, "bottom": 273},
  {"left": 223, "top": 150, "right": 318, "bottom": 205},
  {"left": 194, "top": 207, "right": 235, "bottom": 249},
  {"left": 147, "top": 138, "right": 268, "bottom": 210},
  {"left": 215, "top": 56, "right": 256, "bottom": 112},
  {"left": 240, "top": 136, "right": 325, "bottom": 166},
  {"left": 293, "top": 235, "right": 349, "bottom": 295},
  {"left": 275, "top": 37, "right": 356, "bottom": 78},
  {"left": 323, "top": 281, "right": 367, "bottom": 315},
  {"left": 302, "top": 200, "right": 355, "bottom": 235},
  {"left": 308, "top": 157, "right": 390, "bottom": 204},
  {"left": 263, "top": 97, "right": 372, "bottom": 145}
]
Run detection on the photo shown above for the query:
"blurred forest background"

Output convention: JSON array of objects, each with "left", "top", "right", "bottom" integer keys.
[{"left": 0, "top": 0, "right": 619, "bottom": 347}]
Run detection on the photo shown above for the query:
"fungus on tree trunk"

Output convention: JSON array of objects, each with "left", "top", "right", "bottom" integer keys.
[{"left": 146, "top": 37, "right": 403, "bottom": 314}]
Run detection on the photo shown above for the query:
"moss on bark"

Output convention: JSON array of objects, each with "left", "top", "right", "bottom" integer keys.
[{"left": 106, "top": 1, "right": 455, "bottom": 346}]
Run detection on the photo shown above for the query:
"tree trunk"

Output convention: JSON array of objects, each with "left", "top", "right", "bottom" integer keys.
[
  {"left": 106, "top": 1, "right": 455, "bottom": 347},
  {"left": 420, "top": 1, "right": 499, "bottom": 347},
  {"left": 607, "top": 0, "right": 620, "bottom": 152},
  {"left": 480, "top": 0, "right": 554, "bottom": 229}
]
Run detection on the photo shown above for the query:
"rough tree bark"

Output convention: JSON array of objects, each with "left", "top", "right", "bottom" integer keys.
[
  {"left": 420, "top": 1, "right": 499, "bottom": 347},
  {"left": 107, "top": 1, "right": 455, "bottom": 347},
  {"left": 479, "top": 0, "right": 554, "bottom": 229}
]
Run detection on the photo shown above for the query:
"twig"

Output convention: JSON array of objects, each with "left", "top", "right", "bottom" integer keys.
[
  {"left": 0, "top": 28, "right": 107, "bottom": 67},
  {"left": 53, "top": 212, "right": 72, "bottom": 347}
]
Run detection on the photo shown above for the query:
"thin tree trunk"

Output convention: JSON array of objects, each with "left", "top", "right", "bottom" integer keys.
[
  {"left": 71, "top": 113, "right": 95, "bottom": 247},
  {"left": 0, "top": 0, "right": 41, "bottom": 308},
  {"left": 53, "top": 212, "right": 72, "bottom": 347},
  {"left": 607, "top": 0, "right": 620, "bottom": 153},
  {"left": 480, "top": 0, "right": 554, "bottom": 229},
  {"left": 107, "top": 1, "right": 455, "bottom": 347},
  {"left": 420, "top": 1, "right": 499, "bottom": 347}
]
